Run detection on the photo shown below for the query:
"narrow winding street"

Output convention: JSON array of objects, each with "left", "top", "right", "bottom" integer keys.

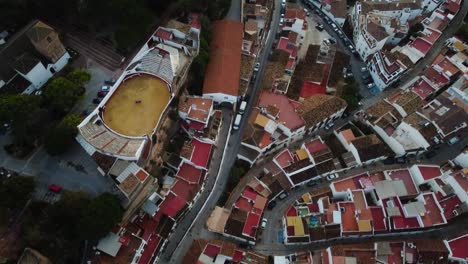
[
  {"left": 158, "top": 0, "right": 282, "bottom": 262},
  {"left": 158, "top": 0, "right": 468, "bottom": 261}
]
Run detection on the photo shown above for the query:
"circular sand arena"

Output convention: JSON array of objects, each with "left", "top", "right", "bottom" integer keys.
[{"left": 103, "top": 74, "right": 170, "bottom": 137}]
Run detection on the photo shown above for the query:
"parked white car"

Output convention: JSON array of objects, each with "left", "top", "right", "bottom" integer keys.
[{"left": 326, "top": 174, "right": 339, "bottom": 181}]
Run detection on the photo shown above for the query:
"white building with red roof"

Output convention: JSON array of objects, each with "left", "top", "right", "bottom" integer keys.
[
  {"left": 178, "top": 96, "right": 214, "bottom": 134},
  {"left": 180, "top": 137, "right": 213, "bottom": 170},
  {"left": 445, "top": 234, "right": 468, "bottom": 262},
  {"left": 409, "top": 164, "right": 443, "bottom": 185},
  {"left": 368, "top": 51, "right": 407, "bottom": 90},
  {"left": 202, "top": 19, "right": 243, "bottom": 104}
]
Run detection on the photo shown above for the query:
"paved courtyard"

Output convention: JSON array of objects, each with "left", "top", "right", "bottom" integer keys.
[{"left": 0, "top": 133, "right": 114, "bottom": 197}]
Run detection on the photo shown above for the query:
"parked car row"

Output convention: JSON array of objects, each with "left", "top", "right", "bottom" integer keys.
[
  {"left": 304, "top": 0, "right": 358, "bottom": 55},
  {"left": 0, "top": 167, "right": 18, "bottom": 179},
  {"left": 92, "top": 81, "right": 115, "bottom": 105},
  {"left": 233, "top": 100, "right": 248, "bottom": 130}
]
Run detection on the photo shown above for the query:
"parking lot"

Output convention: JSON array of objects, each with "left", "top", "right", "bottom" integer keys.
[
  {"left": 69, "top": 56, "right": 117, "bottom": 116},
  {"left": 297, "top": 13, "right": 332, "bottom": 59}
]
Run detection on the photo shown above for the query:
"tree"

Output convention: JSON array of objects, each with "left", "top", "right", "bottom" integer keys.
[
  {"left": 408, "top": 22, "right": 424, "bottom": 38},
  {"left": 47, "top": 191, "right": 91, "bottom": 240},
  {"left": 45, "top": 114, "right": 82, "bottom": 155},
  {"left": 43, "top": 77, "right": 81, "bottom": 116},
  {"left": 79, "top": 193, "right": 123, "bottom": 240},
  {"left": 0, "top": 176, "right": 36, "bottom": 209},
  {"left": 0, "top": 94, "right": 50, "bottom": 146},
  {"left": 341, "top": 78, "right": 360, "bottom": 111},
  {"left": 456, "top": 23, "right": 468, "bottom": 42},
  {"left": 67, "top": 69, "right": 91, "bottom": 87}
]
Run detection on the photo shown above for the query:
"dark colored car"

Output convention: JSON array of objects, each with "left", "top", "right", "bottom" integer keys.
[
  {"left": 383, "top": 157, "right": 395, "bottom": 165},
  {"left": 307, "top": 180, "right": 319, "bottom": 187},
  {"left": 97, "top": 91, "right": 108, "bottom": 98},
  {"left": 104, "top": 79, "right": 116, "bottom": 85},
  {"left": 425, "top": 151, "right": 437, "bottom": 159},
  {"left": 395, "top": 157, "right": 407, "bottom": 164},
  {"left": 92, "top": 98, "right": 102, "bottom": 104},
  {"left": 267, "top": 200, "right": 277, "bottom": 209}
]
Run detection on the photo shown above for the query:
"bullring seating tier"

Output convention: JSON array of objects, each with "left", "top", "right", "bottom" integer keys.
[
  {"left": 139, "top": 48, "right": 174, "bottom": 85},
  {"left": 79, "top": 115, "right": 146, "bottom": 158}
]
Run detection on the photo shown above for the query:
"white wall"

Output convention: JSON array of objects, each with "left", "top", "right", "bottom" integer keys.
[
  {"left": 203, "top": 92, "right": 238, "bottom": 105},
  {"left": 51, "top": 52, "right": 71, "bottom": 72},
  {"left": 20, "top": 62, "right": 52, "bottom": 89},
  {"left": 454, "top": 152, "right": 468, "bottom": 168}
]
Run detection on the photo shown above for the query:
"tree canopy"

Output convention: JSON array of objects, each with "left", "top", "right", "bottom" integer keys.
[
  {"left": 78, "top": 193, "right": 123, "bottom": 240},
  {"left": 44, "top": 114, "right": 82, "bottom": 155},
  {"left": 341, "top": 78, "right": 360, "bottom": 111},
  {"left": 20, "top": 191, "right": 123, "bottom": 262},
  {"left": 0, "top": 94, "right": 50, "bottom": 146},
  {"left": 456, "top": 23, "right": 468, "bottom": 42},
  {"left": 43, "top": 77, "right": 82, "bottom": 116},
  {"left": 66, "top": 69, "right": 91, "bottom": 87},
  {"left": 0, "top": 176, "right": 36, "bottom": 209}
]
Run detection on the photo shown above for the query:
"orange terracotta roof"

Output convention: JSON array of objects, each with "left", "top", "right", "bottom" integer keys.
[
  {"left": 341, "top": 129, "right": 356, "bottom": 143},
  {"left": 135, "top": 169, "right": 149, "bottom": 182},
  {"left": 203, "top": 20, "right": 243, "bottom": 97}
]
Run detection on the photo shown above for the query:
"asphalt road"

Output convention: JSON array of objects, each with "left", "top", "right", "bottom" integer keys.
[
  {"left": 157, "top": 0, "right": 283, "bottom": 262},
  {"left": 157, "top": 0, "right": 468, "bottom": 260},
  {"left": 226, "top": 0, "right": 242, "bottom": 21},
  {"left": 0, "top": 134, "right": 114, "bottom": 196}
]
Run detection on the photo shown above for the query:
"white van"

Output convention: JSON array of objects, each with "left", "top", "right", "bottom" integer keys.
[
  {"left": 233, "top": 114, "right": 242, "bottom": 130},
  {"left": 239, "top": 101, "right": 247, "bottom": 114}
]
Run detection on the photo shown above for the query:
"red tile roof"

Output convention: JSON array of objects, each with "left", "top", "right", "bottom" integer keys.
[
  {"left": 410, "top": 38, "right": 432, "bottom": 55},
  {"left": 420, "top": 193, "right": 445, "bottom": 227},
  {"left": 441, "top": 198, "right": 459, "bottom": 221},
  {"left": 387, "top": 169, "right": 419, "bottom": 196},
  {"left": 233, "top": 250, "right": 244, "bottom": 262},
  {"left": 385, "top": 197, "right": 421, "bottom": 230},
  {"left": 411, "top": 78, "right": 436, "bottom": 99},
  {"left": 203, "top": 20, "right": 243, "bottom": 97},
  {"left": 155, "top": 28, "right": 173, "bottom": 40},
  {"left": 242, "top": 187, "right": 258, "bottom": 201},
  {"left": 276, "top": 37, "right": 298, "bottom": 58},
  {"left": 236, "top": 197, "right": 253, "bottom": 212},
  {"left": 203, "top": 244, "right": 221, "bottom": 258},
  {"left": 171, "top": 179, "right": 199, "bottom": 202},
  {"left": 447, "top": 234, "right": 468, "bottom": 260},
  {"left": 436, "top": 57, "right": 460, "bottom": 77},
  {"left": 284, "top": 9, "right": 306, "bottom": 20},
  {"left": 370, "top": 206, "right": 387, "bottom": 231},
  {"left": 176, "top": 162, "right": 204, "bottom": 184},
  {"left": 305, "top": 138, "right": 328, "bottom": 153},
  {"left": 242, "top": 212, "right": 261, "bottom": 237},
  {"left": 136, "top": 169, "right": 149, "bottom": 182},
  {"left": 444, "top": 0, "right": 461, "bottom": 14},
  {"left": 191, "top": 138, "right": 213, "bottom": 169},
  {"left": 422, "top": 67, "right": 449, "bottom": 86},
  {"left": 422, "top": 28, "right": 441, "bottom": 44},
  {"left": 287, "top": 206, "right": 298, "bottom": 216},
  {"left": 300, "top": 81, "right": 326, "bottom": 99},
  {"left": 418, "top": 165, "right": 442, "bottom": 181},
  {"left": 138, "top": 234, "right": 161, "bottom": 264},
  {"left": 159, "top": 193, "right": 187, "bottom": 218},
  {"left": 258, "top": 91, "right": 305, "bottom": 130},
  {"left": 339, "top": 202, "right": 359, "bottom": 232},
  {"left": 275, "top": 149, "right": 294, "bottom": 168}
]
